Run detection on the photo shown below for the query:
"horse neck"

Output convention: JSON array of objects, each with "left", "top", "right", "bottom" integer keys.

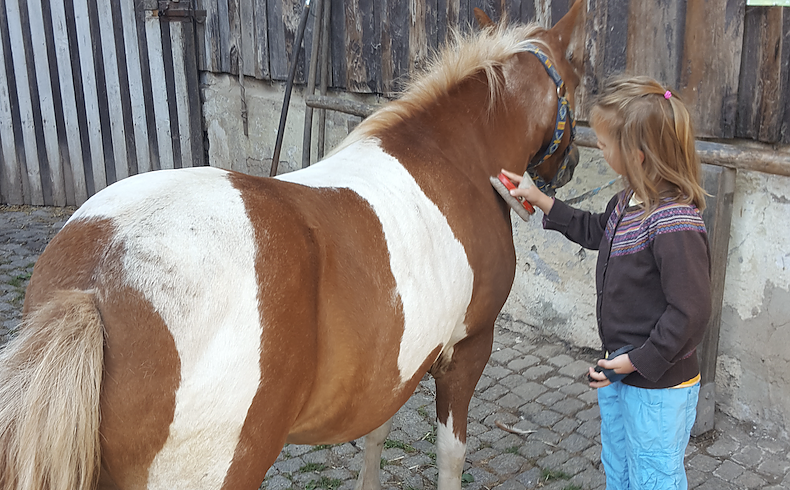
[{"left": 380, "top": 79, "right": 537, "bottom": 183}]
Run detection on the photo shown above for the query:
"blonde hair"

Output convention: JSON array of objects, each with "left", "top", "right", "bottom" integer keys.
[{"left": 590, "top": 75, "right": 706, "bottom": 212}]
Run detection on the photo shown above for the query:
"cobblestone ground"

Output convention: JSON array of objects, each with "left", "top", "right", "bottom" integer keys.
[{"left": 2, "top": 205, "right": 789, "bottom": 490}]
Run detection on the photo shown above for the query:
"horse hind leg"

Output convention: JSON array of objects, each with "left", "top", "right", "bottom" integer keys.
[{"left": 354, "top": 417, "right": 393, "bottom": 490}]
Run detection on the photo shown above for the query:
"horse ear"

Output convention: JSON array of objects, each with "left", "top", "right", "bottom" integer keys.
[
  {"left": 473, "top": 8, "right": 495, "bottom": 29},
  {"left": 550, "top": 0, "right": 586, "bottom": 54}
]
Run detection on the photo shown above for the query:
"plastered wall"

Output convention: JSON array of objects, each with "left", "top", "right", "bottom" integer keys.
[{"left": 202, "top": 74, "right": 790, "bottom": 438}]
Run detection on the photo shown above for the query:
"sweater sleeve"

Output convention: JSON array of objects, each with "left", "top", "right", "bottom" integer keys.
[
  {"left": 543, "top": 194, "right": 619, "bottom": 250},
  {"left": 628, "top": 228, "right": 712, "bottom": 383}
]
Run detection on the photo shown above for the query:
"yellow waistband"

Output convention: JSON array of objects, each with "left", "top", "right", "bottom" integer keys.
[{"left": 670, "top": 373, "right": 701, "bottom": 389}]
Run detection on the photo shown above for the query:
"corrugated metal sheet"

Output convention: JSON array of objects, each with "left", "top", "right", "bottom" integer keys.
[{"left": 0, "top": 0, "right": 204, "bottom": 206}]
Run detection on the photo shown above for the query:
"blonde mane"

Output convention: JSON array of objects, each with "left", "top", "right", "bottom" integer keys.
[{"left": 336, "top": 21, "right": 546, "bottom": 151}]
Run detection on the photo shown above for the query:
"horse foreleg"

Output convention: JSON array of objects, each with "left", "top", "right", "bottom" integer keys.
[
  {"left": 433, "top": 328, "right": 494, "bottom": 490},
  {"left": 354, "top": 417, "right": 393, "bottom": 490}
]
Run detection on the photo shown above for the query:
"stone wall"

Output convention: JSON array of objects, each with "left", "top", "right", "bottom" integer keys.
[{"left": 201, "top": 73, "right": 790, "bottom": 438}]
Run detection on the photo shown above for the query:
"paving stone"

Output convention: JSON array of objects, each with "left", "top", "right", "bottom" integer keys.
[
  {"left": 688, "top": 453, "right": 721, "bottom": 473},
  {"left": 489, "top": 453, "right": 527, "bottom": 475},
  {"left": 757, "top": 456, "right": 790, "bottom": 478},
  {"left": 511, "top": 381, "right": 548, "bottom": 401},
  {"left": 547, "top": 354, "right": 575, "bottom": 368},
  {"left": 521, "top": 364, "right": 555, "bottom": 380},
  {"left": 734, "top": 470, "right": 767, "bottom": 489},
  {"left": 501, "top": 373, "right": 529, "bottom": 389},
  {"left": 484, "top": 365, "right": 514, "bottom": 380},
  {"left": 508, "top": 355, "right": 540, "bottom": 371},
  {"left": 537, "top": 449, "right": 572, "bottom": 471},
  {"left": 558, "top": 433, "right": 593, "bottom": 453},
  {"left": 551, "top": 417, "right": 580, "bottom": 436},
  {"left": 490, "top": 347, "right": 522, "bottom": 365},
  {"left": 543, "top": 375, "right": 574, "bottom": 389},
  {"left": 706, "top": 435, "right": 740, "bottom": 458},
  {"left": 575, "top": 405, "right": 600, "bottom": 422},
  {"left": 515, "top": 467, "right": 542, "bottom": 488},
  {"left": 733, "top": 445, "right": 766, "bottom": 468},
  {"left": 713, "top": 459, "right": 744, "bottom": 481},
  {"left": 493, "top": 480, "right": 527, "bottom": 490},
  {"left": 551, "top": 397, "right": 586, "bottom": 417},
  {"left": 530, "top": 409, "right": 564, "bottom": 428},
  {"left": 559, "top": 381, "right": 593, "bottom": 397},
  {"left": 536, "top": 391, "right": 566, "bottom": 407}
]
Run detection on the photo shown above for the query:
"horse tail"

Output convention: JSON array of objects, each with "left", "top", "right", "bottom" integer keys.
[{"left": 0, "top": 290, "right": 104, "bottom": 490}]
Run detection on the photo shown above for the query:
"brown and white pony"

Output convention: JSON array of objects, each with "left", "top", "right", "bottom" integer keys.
[{"left": 0, "top": 3, "right": 584, "bottom": 490}]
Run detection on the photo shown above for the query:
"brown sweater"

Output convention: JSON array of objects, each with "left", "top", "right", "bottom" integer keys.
[{"left": 544, "top": 192, "right": 712, "bottom": 389}]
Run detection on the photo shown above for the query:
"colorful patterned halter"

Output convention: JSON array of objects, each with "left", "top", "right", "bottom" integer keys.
[{"left": 522, "top": 44, "right": 578, "bottom": 195}]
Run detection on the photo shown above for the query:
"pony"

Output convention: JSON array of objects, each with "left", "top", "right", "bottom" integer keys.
[{"left": 0, "top": 3, "right": 585, "bottom": 489}]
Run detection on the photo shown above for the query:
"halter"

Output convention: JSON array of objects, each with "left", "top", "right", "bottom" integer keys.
[{"left": 522, "top": 44, "right": 578, "bottom": 194}]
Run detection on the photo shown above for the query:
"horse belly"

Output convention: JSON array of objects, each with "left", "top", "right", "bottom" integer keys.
[{"left": 278, "top": 139, "right": 475, "bottom": 441}]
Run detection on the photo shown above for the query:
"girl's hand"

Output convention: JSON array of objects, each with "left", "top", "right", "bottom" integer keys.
[
  {"left": 500, "top": 169, "right": 554, "bottom": 214},
  {"left": 587, "top": 354, "right": 636, "bottom": 388}
]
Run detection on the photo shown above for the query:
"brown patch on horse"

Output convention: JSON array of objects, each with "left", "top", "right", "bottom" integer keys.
[
  {"left": 221, "top": 174, "right": 424, "bottom": 483},
  {"left": 25, "top": 219, "right": 181, "bottom": 488}
]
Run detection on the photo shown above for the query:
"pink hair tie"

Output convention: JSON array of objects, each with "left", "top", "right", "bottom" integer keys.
[{"left": 664, "top": 90, "right": 672, "bottom": 100}]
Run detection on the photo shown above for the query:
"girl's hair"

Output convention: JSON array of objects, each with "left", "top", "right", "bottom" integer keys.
[{"left": 590, "top": 75, "right": 706, "bottom": 212}]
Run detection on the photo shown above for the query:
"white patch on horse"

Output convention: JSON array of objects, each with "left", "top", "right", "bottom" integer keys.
[
  {"left": 71, "top": 167, "right": 261, "bottom": 489},
  {"left": 437, "top": 413, "right": 467, "bottom": 489},
  {"left": 277, "top": 138, "right": 474, "bottom": 383}
]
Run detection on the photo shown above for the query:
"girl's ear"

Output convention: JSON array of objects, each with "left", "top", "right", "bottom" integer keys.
[{"left": 637, "top": 150, "right": 645, "bottom": 166}]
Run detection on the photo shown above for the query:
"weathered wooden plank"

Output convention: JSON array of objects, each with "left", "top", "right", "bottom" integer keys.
[
  {"left": 268, "top": 0, "right": 303, "bottom": 82},
  {"left": 134, "top": 0, "right": 161, "bottom": 172},
  {"left": 239, "top": 0, "right": 255, "bottom": 76},
  {"left": 196, "top": 0, "right": 220, "bottom": 72},
  {"left": 578, "top": 0, "right": 628, "bottom": 121},
  {"left": 384, "top": 0, "right": 409, "bottom": 93},
  {"left": 782, "top": 8, "right": 790, "bottom": 145},
  {"left": 227, "top": 0, "right": 240, "bottom": 75},
  {"left": 409, "top": 0, "right": 429, "bottom": 74},
  {"left": 362, "top": 0, "right": 381, "bottom": 93},
  {"left": 736, "top": 6, "right": 785, "bottom": 143},
  {"left": 217, "top": 0, "right": 231, "bottom": 73},
  {"left": 254, "top": 0, "right": 270, "bottom": 79},
  {"left": 96, "top": 0, "right": 129, "bottom": 183},
  {"left": 692, "top": 163, "right": 735, "bottom": 436},
  {"left": 27, "top": 0, "right": 67, "bottom": 205},
  {"left": 145, "top": 10, "right": 175, "bottom": 169},
  {"left": 0, "top": 0, "right": 24, "bottom": 204},
  {"left": 39, "top": 0, "right": 76, "bottom": 204},
  {"left": 119, "top": 0, "right": 151, "bottom": 176},
  {"left": 627, "top": 0, "right": 685, "bottom": 89},
  {"left": 170, "top": 22, "right": 193, "bottom": 167},
  {"left": 679, "top": 0, "right": 745, "bottom": 139},
  {"left": 520, "top": 0, "right": 535, "bottom": 23},
  {"left": 86, "top": 0, "right": 119, "bottom": 187},
  {"left": 48, "top": 0, "right": 85, "bottom": 204},
  {"left": 181, "top": 18, "right": 205, "bottom": 166},
  {"left": 158, "top": 19, "right": 182, "bottom": 169},
  {"left": 344, "top": 0, "right": 368, "bottom": 92},
  {"left": 329, "top": 0, "right": 344, "bottom": 89},
  {"left": 8, "top": 0, "right": 44, "bottom": 204}
]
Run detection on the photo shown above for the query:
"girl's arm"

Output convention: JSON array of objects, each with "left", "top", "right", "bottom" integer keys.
[{"left": 500, "top": 169, "right": 617, "bottom": 250}]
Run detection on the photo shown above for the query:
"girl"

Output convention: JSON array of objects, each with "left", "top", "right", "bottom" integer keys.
[{"left": 505, "top": 75, "right": 711, "bottom": 489}]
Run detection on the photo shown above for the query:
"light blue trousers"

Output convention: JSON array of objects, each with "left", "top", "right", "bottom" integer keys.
[{"left": 598, "top": 381, "right": 699, "bottom": 490}]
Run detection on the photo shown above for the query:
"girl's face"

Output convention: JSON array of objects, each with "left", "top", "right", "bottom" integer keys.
[{"left": 594, "top": 123, "right": 626, "bottom": 175}]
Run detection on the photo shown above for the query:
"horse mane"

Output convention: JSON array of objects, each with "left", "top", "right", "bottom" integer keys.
[{"left": 334, "top": 21, "right": 547, "bottom": 152}]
